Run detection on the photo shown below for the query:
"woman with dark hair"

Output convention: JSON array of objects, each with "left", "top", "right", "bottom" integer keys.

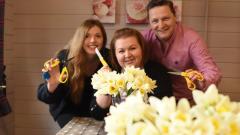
[
  {"left": 37, "top": 19, "right": 110, "bottom": 128},
  {"left": 91, "top": 27, "right": 172, "bottom": 120}
]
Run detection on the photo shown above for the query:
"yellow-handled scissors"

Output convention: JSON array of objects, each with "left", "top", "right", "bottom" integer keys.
[
  {"left": 43, "top": 57, "right": 74, "bottom": 83},
  {"left": 168, "top": 69, "right": 204, "bottom": 90}
]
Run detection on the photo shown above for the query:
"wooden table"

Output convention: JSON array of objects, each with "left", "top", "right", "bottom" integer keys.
[{"left": 56, "top": 117, "right": 106, "bottom": 135}]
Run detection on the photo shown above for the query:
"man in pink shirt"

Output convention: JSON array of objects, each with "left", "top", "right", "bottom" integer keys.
[{"left": 142, "top": 0, "right": 221, "bottom": 102}]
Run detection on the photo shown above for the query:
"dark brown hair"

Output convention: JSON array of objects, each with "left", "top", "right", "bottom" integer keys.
[
  {"left": 109, "top": 28, "right": 148, "bottom": 72},
  {"left": 147, "top": 0, "right": 176, "bottom": 16}
]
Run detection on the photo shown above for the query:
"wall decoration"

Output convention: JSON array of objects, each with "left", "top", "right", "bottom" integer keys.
[
  {"left": 126, "top": 0, "right": 182, "bottom": 24},
  {"left": 172, "top": 0, "right": 182, "bottom": 21},
  {"left": 126, "top": 0, "right": 149, "bottom": 24},
  {"left": 0, "top": 0, "right": 11, "bottom": 117},
  {"left": 92, "top": 0, "right": 116, "bottom": 23}
]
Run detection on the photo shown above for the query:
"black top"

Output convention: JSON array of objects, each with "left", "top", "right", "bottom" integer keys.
[
  {"left": 90, "top": 60, "right": 173, "bottom": 120},
  {"left": 37, "top": 48, "right": 110, "bottom": 128},
  {"left": 144, "top": 60, "right": 172, "bottom": 98}
]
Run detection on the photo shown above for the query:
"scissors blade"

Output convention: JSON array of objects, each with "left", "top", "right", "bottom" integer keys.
[
  {"left": 168, "top": 72, "right": 182, "bottom": 76},
  {"left": 61, "top": 57, "right": 74, "bottom": 65}
]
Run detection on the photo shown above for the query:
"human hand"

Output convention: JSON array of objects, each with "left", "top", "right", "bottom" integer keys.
[
  {"left": 96, "top": 94, "right": 112, "bottom": 109},
  {"left": 184, "top": 69, "right": 205, "bottom": 90},
  {"left": 42, "top": 58, "right": 61, "bottom": 93},
  {"left": 185, "top": 69, "right": 204, "bottom": 82},
  {"left": 100, "top": 65, "right": 112, "bottom": 72}
]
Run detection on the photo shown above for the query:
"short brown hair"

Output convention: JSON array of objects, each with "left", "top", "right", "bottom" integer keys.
[{"left": 147, "top": 0, "right": 176, "bottom": 16}]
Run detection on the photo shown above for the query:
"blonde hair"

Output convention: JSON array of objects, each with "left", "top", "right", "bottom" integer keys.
[{"left": 64, "top": 19, "right": 107, "bottom": 104}]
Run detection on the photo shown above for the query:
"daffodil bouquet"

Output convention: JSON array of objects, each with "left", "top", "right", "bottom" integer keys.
[
  {"left": 104, "top": 84, "right": 240, "bottom": 135},
  {"left": 91, "top": 66, "right": 157, "bottom": 98}
]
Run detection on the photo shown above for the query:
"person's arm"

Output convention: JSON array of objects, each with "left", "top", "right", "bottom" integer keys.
[
  {"left": 96, "top": 95, "right": 112, "bottom": 108},
  {"left": 37, "top": 50, "right": 69, "bottom": 104},
  {"left": 90, "top": 65, "right": 112, "bottom": 120},
  {"left": 189, "top": 35, "right": 222, "bottom": 90},
  {"left": 37, "top": 82, "right": 68, "bottom": 104},
  {"left": 90, "top": 92, "right": 111, "bottom": 120}
]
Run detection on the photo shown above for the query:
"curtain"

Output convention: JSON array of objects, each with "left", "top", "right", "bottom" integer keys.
[
  {"left": 0, "top": 0, "right": 3, "bottom": 66},
  {"left": 0, "top": 0, "right": 11, "bottom": 117}
]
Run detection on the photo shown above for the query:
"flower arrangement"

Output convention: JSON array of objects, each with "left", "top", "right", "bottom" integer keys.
[
  {"left": 104, "top": 84, "right": 240, "bottom": 135},
  {"left": 91, "top": 66, "right": 157, "bottom": 97}
]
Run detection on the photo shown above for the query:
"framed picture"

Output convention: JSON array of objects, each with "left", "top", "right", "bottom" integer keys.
[
  {"left": 172, "top": 0, "right": 182, "bottom": 21},
  {"left": 126, "top": 0, "right": 149, "bottom": 24},
  {"left": 125, "top": 0, "right": 182, "bottom": 24},
  {"left": 92, "top": 0, "right": 116, "bottom": 23}
]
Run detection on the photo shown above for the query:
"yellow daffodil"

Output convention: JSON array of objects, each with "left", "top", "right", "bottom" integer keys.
[{"left": 91, "top": 66, "right": 157, "bottom": 99}]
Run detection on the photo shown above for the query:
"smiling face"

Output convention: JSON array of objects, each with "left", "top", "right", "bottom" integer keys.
[
  {"left": 148, "top": 5, "right": 176, "bottom": 41},
  {"left": 114, "top": 36, "right": 143, "bottom": 69},
  {"left": 83, "top": 26, "right": 104, "bottom": 57}
]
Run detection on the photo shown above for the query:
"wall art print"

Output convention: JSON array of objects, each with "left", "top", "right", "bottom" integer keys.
[
  {"left": 172, "top": 0, "right": 182, "bottom": 21},
  {"left": 92, "top": 0, "right": 116, "bottom": 23},
  {"left": 126, "top": 0, "right": 149, "bottom": 24},
  {"left": 126, "top": 0, "right": 182, "bottom": 24}
]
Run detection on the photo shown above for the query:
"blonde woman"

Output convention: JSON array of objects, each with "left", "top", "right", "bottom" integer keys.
[{"left": 37, "top": 19, "right": 110, "bottom": 128}]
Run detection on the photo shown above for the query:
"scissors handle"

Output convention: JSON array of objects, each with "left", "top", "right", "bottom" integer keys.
[
  {"left": 185, "top": 77, "right": 196, "bottom": 90},
  {"left": 59, "top": 67, "right": 68, "bottom": 83},
  {"left": 182, "top": 69, "right": 204, "bottom": 90},
  {"left": 44, "top": 59, "right": 60, "bottom": 68},
  {"left": 185, "top": 70, "right": 204, "bottom": 81},
  {"left": 43, "top": 59, "right": 69, "bottom": 83}
]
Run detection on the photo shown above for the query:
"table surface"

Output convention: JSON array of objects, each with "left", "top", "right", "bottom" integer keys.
[{"left": 56, "top": 117, "right": 106, "bottom": 135}]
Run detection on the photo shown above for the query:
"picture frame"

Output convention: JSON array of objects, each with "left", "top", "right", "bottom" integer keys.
[
  {"left": 172, "top": 0, "right": 182, "bottom": 21},
  {"left": 126, "top": 0, "right": 149, "bottom": 24},
  {"left": 92, "top": 0, "right": 116, "bottom": 23},
  {"left": 125, "top": 0, "right": 182, "bottom": 24}
]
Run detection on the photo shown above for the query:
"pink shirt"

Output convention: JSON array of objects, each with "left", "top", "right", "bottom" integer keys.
[{"left": 142, "top": 22, "right": 221, "bottom": 100}]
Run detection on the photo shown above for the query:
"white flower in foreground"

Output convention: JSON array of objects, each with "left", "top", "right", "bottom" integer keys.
[
  {"left": 192, "top": 84, "right": 240, "bottom": 117},
  {"left": 193, "top": 84, "right": 219, "bottom": 107},
  {"left": 104, "top": 84, "right": 240, "bottom": 135},
  {"left": 149, "top": 96, "right": 176, "bottom": 118},
  {"left": 105, "top": 94, "right": 159, "bottom": 135}
]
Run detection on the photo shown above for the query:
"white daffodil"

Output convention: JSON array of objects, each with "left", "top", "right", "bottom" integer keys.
[
  {"left": 104, "top": 84, "right": 240, "bottom": 135},
  {"left": 91, "top": 66, "right": 156, "bottom": 99},
  {"left": 140, "top": 121, "right": 160, "bottom": 135},
  {"left": 149, "top": 96, "right": 177, "bottom": 119},
  {"left": 126, "top": 122, "right": 147, "bottom": 135},
  {"left": 177, "top": 98, "right": 191, "bottom": 113},
  {"left": 193, "top": 84, "right": 219, "bottom": 107}
]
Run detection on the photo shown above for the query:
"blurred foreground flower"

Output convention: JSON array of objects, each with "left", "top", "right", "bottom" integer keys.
[{"left": 104, "top": 84, "right": 240, "bottom": 135}]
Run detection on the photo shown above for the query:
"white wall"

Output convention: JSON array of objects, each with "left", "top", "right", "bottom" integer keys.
[{"left": 3, "top": 0, "right": 240, "bottom": 135}]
